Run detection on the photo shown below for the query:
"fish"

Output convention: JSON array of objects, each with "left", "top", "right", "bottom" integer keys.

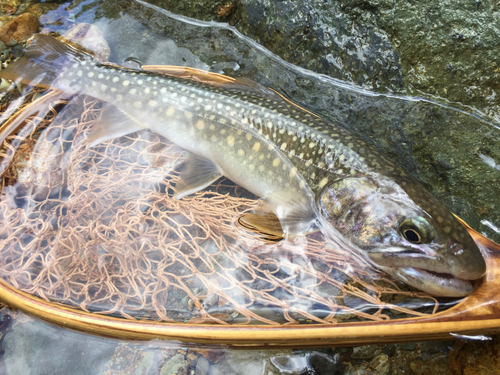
[{"left": 0, "top": 34, "right": 486, "bottom": 297}]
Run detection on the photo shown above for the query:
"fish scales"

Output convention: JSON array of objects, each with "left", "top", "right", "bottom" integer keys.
[
  {"left": 0, "top": 35, "right": 486, "bottom": 297},
  {"left": 73, "top": 63, "right": 373, "bottom": 194}
]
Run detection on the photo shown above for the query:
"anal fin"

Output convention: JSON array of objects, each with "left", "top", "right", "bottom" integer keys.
[
  {"left": 87, "top": 103, "right": 146, "bottom": 147},
  {"left": 174, "top": 155, "right": 223, "bottom": 199}
]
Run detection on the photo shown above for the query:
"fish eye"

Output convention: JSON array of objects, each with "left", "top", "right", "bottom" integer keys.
[
  {"left": 400, "top": 217, "right": 435, "bottom": 244},
  {"left": 403, "top": 228, "right": 421, "bottom": 243}
]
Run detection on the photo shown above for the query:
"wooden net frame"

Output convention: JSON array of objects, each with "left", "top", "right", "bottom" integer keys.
[{"left": 0, "top": 89, "right": 498, "bottom": 346}]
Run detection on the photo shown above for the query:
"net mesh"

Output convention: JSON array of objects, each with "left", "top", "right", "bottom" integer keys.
[{"left": 0, "top": 91, "right": 447, "bottom": 326}]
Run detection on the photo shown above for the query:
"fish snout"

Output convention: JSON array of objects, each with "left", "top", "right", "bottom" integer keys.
[
  {"left": 452, "top": 257, "right": 486, "bottom": 280},
  {"left": 446, "top": 244, "right": 486, "bottom": 280}
]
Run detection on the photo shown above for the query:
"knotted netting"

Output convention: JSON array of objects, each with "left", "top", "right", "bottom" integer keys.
[{"left": 0, "top": 91, "right": 449, "bottom": 326}]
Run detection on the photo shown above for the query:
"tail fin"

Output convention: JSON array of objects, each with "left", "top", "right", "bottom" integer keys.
[{"left": 0, "top": 34, "right": 91, "bottom": 88}]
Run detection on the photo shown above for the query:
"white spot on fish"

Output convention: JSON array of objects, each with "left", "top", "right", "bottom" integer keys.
[
  {"left": 134, "top": 101, "right": 142, "bottom": 109},
  {"left": 129, "top": 88, "right": 136, "bottom": 95},
  {"left": 149, "top": 100, "right": 158, "bottom": 107},
  {"left": 272, "top": 158, "right": 280, "bottom": 167},
  {"left": 227, "top": 135, "right": 235, "bottom": 146},
  {"left": 77, "top": 70, "right": 82, "bottom": 77},
  {"left": 123, "top": 80, "right": 130, "bottom": 86},
  {"left": 196, "top": 120, "right": 205, "bottom": 130},
  {"left": 112, "top": 77, "right": 119, "bottom": 83},
  {"left": 185, "top": 112, "right": 193, "bottom": 119},
  {"left": 87, "top": 72, "right": 94, "bottom": 78},
  {"left": 318, "top": 178, "right": 329, "bottom": 189},
  {"left": 238, "top": 149, "right": 245, "bottom": 156}
]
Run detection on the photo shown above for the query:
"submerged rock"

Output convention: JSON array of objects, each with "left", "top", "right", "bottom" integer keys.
[
  {"left": 0, "top": 13, "right": 38, "bottom": 46},
  {"left": 62, "top": 23, "right": 111, "bottom": 63},
  {"left": 160, "top": 353, "right": 189, "bottom": 375},
  {"left": 0, "top": 0, "right": 20, "bottom": 16}
]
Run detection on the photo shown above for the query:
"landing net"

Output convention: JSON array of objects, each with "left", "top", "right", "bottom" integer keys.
[{"left": 0, "top": 91, "right": 445, "bottom": 326}]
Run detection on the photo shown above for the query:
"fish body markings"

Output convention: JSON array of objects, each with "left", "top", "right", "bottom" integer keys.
[{"left": 0, "top": 35, "right": 486, "bottom": 297}]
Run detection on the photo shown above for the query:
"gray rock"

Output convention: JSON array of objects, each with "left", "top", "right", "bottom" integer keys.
[
  {"left": 309, "top": 352, "right": 342, "bottom": 375},
  {"left": 351, "top": 345, "right": 379, "bottom": 359},
  {"left": 160, "top": 353, "right": 189, "bottom": 375},
  {"left": 368, "top": 353, "right": 390, "bottom": 375},
  {"left": 212, "top": 349, "right": 295, "bottom": 375},
  {"left": 2, "top": 319, "right": 117, "bottom": 375},
  {"left": 194, "top": 356, "right": 210, "bottom": 375}
]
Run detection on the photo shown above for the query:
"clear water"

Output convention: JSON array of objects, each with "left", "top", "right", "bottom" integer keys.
[{"left": 0, "top": 0, "right": 499, "bottom": 373}]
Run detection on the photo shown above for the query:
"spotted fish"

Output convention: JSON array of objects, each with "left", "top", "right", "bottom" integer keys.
[{"left": 0, "top": 35, "right": 486, "bottom": 297}]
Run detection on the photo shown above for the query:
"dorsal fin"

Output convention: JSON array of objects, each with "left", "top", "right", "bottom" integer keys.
[
  {"left": 141, "top": 65, "right": 235, "bottom": 87},
  {"left": 141, "top": 65, "right": 280, "bottom": 98},
  {"left": 142, "top": 65, "right": 321, "bottom": 117}
]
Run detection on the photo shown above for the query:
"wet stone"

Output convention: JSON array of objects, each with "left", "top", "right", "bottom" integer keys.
[
  {"left": 369, "top": 353, "right": 390, "bottom": 375},
  {"left": 401, "top": 342, "right": 417, "bottom": 351},
  {"left": 309, "top": 352, "right": 342, "bottom": 375},
  {"left": 0, "top": 0, "right": 20, "bottom": 16},
  {"left": 10, "top": 43, "right": 23, "bottom": 58},
  {"left": 194, "top": 356, "right": 210, "bottom": 375},
  {"left": 448, "top": 336, "right": 500, "bottom": 374},
  {"left": 2, "top": 318, "right": 117, "bottom": 375},
  {"left": 62, "top": 23, "right": 111, "bottom": 63},
  {"left": 351, "top": 345, "right": 380, "bottom": 359},
  {"left": 186, "top": 350, "right": 199, "bottom": 366},
  {"left": 160, "top": 353, "right": 189, "bottom": 375},
  {"left": 409, "top": 353, "right": 448, "bottom": 375},
  {"left": 0, "top": 13, "right": 39, "bottom": 46}
]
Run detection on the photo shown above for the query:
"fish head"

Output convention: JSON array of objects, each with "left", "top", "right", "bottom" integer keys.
[{"left": 318, "top": 176, "right": 486, "bottom": 297}]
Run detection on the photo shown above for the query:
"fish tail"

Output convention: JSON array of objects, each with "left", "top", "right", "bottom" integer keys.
[{"left": 0, "top": 34, "right": 89, "bottom": 88}]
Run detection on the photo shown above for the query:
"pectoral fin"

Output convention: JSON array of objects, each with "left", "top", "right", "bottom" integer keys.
[
  {"left": 87, "top": 103, "right": 146, "bottom": 147},
  {"left": 260, "top": 190, "right": 317, "bottom": 237},
  {"left": 174, "top": 155, "right": 223, "bottom": 199},
  {"left": 238, "top": 201, "right": 284, "bottom": 242}
]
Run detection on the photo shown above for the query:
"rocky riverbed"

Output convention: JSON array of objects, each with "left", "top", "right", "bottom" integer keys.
[{"left": 0, "top": 0, "right": 499, "bottom": 374}]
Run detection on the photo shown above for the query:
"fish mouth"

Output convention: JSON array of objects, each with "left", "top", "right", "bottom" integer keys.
[
  {"left": 368, "top": 251, "right": 479, "bottom": 297},
  {"left": 390, "top": 267, "right": 473, "bottom": 297}
]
